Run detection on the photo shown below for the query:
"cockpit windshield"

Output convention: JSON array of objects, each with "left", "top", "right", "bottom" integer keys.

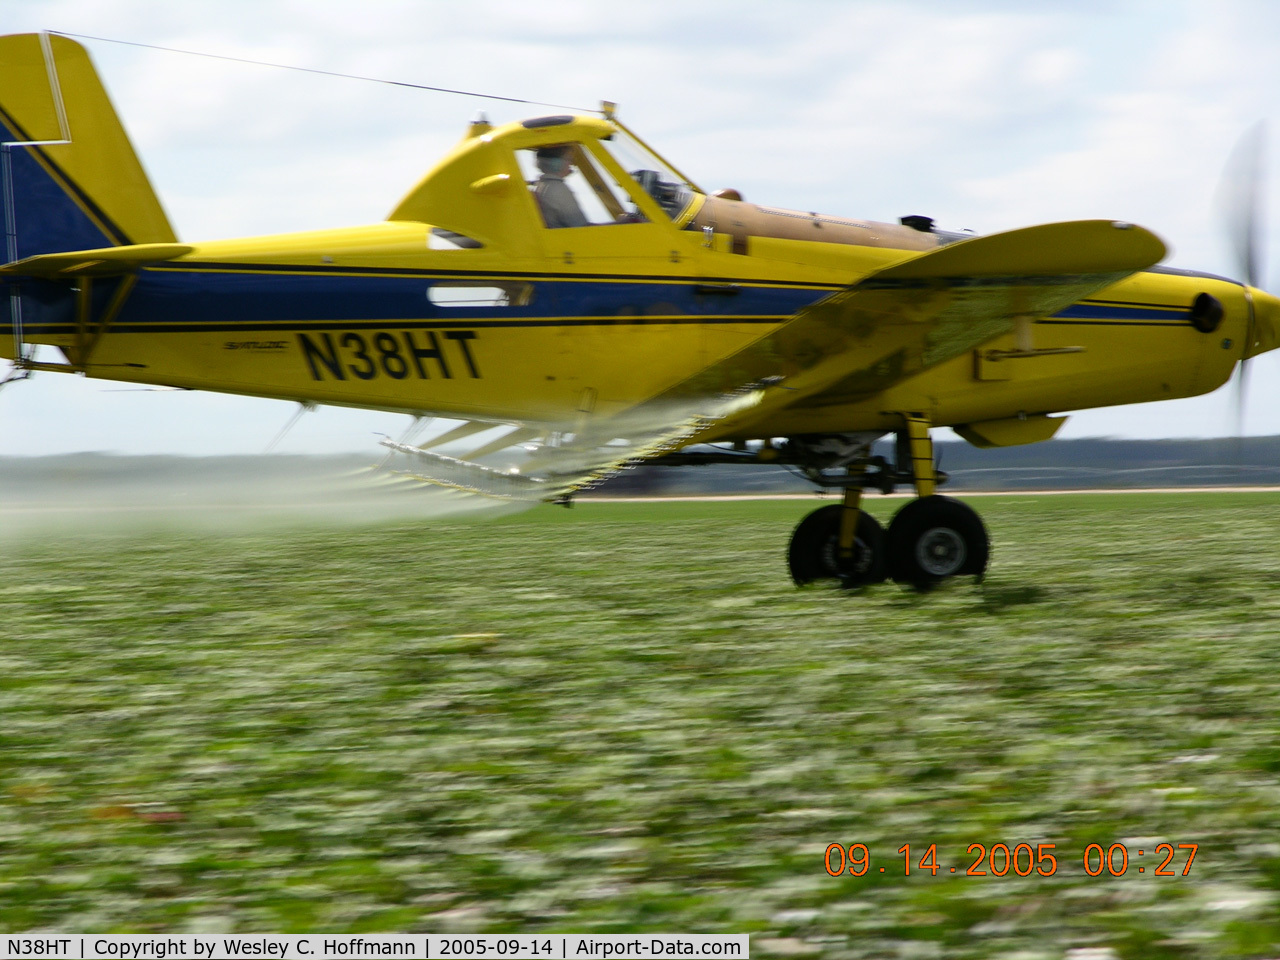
[{"left": 597, "top": 129, "right": 700, "bottom": 222}]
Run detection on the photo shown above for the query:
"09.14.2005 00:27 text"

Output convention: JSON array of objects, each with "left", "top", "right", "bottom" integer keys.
[{"left": 825, "top": 842, "right": 1198, "bottom": 878}]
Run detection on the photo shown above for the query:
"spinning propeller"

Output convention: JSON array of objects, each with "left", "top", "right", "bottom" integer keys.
[{"left": 1217, "top": 122, "right": 1268, "bottom": 433}]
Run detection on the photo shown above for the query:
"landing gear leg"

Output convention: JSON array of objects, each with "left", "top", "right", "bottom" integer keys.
[
  {"left": 788, "top": 467, "right": 887, "bottom": 587},
  {"left": 886, "top": 413, "right": 989, "bottom": 588}
]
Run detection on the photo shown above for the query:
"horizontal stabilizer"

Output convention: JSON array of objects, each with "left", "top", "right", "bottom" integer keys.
[{"left": 0, "top": 242, "right": 193, "bottom": 277}]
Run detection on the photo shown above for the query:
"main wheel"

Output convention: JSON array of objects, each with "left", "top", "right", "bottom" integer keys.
[
  {"left": 886, "top": 495, "right": 989, "bottom": 587},
  {"left": 787, "top": 504, "right": 887, "bottom": 587}
]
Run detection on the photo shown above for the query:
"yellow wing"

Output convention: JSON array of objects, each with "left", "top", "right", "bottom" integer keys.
[
  {"left": 653, "top": 219, "right": 1167, "bottom": 419},
  {"left": 379, "top": 220, "right": 1166, "bottom": 501}
]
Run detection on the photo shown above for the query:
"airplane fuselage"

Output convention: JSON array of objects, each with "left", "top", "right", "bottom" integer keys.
[{"left": 3, "top": 219, "right": 1260, "bottom": 445}]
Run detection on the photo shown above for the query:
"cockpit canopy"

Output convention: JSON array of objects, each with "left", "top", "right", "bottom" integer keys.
[
  {"left": 386, "top": 113, "right": 703, "bottom": 249},
  {"left": 515, "top": 120, "right": 699, "bottom": 228}
]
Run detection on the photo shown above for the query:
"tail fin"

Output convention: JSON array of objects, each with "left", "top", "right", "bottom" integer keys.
[{"left": 0, "top": 32, "right": 176, "bottom": 262}]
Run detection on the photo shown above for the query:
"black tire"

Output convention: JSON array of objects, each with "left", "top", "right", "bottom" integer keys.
[
  {"left": 886, "top": 495, "right": 989, "bottom": 586},
  {"left": 787, "top": 504, "right": 887, "bottom": 587}
]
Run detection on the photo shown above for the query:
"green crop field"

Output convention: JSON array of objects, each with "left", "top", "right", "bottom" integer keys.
[{"left": 4, "top": 492, "right": 1280, "bottom": 957}]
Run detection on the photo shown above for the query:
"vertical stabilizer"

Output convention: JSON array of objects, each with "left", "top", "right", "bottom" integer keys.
[{"left": 0, "top": 32, "right": 176, "bottom": 261}]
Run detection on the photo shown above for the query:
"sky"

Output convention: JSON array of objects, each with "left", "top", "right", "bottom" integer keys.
[{"left": 4, "top": 0, "right": 1280, "bottom": 455}]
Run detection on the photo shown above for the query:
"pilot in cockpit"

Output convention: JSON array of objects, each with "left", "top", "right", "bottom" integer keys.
[{"left": 532, "top": 145, "right": 590, "bottom": 229}]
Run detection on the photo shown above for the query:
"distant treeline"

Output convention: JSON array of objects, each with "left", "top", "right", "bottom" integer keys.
[
  {"left": 0, "top": 452, "right": 375, "bottom": 492},
  {"left": 605, "top": 435, "right": 1280, "bottom": 494},
  {"left": 2, "top": 438, "right": 1279, "bottom": 497}
]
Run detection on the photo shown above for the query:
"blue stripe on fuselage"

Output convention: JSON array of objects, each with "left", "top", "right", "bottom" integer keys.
[
  {"left": 89, "top": 269, "right": 829, "bottom": 330},
  {"left": 1051, "top": 301, "right": 1186, "bottom": 322},
  {"left": 9, "top": 263, "right": 1193, "bottom": 336}
]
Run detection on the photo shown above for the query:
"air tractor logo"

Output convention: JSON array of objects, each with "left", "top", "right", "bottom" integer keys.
[
  {"left": 224, "top": 341, "right": 288, "bottom": 351},
  {"left": 297, "top": 330, "right": 481, "bottom": 381}
]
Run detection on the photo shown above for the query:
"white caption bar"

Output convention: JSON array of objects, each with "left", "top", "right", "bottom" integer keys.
[{"left": 2, "top": 934, "right": 750, "bottom": 959}]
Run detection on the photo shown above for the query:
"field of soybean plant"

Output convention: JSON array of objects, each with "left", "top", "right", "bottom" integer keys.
[{"left": 4, "top": 491, "right": 1280, "bottom": 958}]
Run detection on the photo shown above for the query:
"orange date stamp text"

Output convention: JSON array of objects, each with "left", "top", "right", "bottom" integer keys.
[{"left": 824, "top": 842, "right": 1198, "bottom": 878}]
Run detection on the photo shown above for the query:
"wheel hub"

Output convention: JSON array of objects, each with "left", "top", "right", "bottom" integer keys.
[{"left": 915, "top": 526, "right": 966, "bottom": 576}]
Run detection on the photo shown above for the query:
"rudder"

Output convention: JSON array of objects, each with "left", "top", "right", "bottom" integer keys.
[{"left": 0, "top": 32, "right": 176, "bottom": 261}]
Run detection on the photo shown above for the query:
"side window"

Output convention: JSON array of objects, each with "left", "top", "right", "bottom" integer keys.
[
  {"left": 427, "top": 281, "right": 533, "bottom": 307},
  {"left": 518, "top": 144, "right": 648, "bottom": 229}
]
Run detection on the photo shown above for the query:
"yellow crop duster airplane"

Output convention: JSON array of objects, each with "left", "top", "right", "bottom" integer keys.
[{"left": 3, "top": 33, "right": 1278, "bottom": 587}]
